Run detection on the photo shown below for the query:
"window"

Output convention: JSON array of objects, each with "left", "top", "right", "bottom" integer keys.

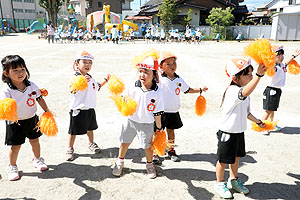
[
  {"left": 98, "top": 2, "right": 102, "bottom": 7},
  {"left": 24, "top": 0, "right": 34, "bottom": 3},
  {"left": 13, "top": 8, "right": 24, "bottom": 13},
  {"left": 172, "top": 15, "right": 186, "bottom": 24},
  {"left": 289, "top": 0, "right": 296, "bottom": 5},
  {"left": 12, "top": 0, "right": 22, "bottom": 2},
  {"left": 279, "top": 8, "right": 283, "bottom": 12},
  {"left": 25, "top": 9, "right": 35, "bottom": 13}
]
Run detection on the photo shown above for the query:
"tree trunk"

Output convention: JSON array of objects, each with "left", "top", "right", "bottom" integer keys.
[{"left": 46, "top": 0, "right": 57, "bottom": 27}]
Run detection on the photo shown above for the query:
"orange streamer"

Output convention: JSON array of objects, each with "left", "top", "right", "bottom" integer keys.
[
  {"left": 70, "top": 75, "right": 88, "bottom": 92},
  {"left": 110, "top": 94, "right": 137, "bottom": 116},
  {"left": 288, "top": 60, "right": 300, "bottom": 75},
  {"left": 195, "top": 95, "right": 206, "bottom": 116},
  {"left": 152, "top": 130, "right": 167, "bottom": 156},
  {"left": 38, "top": 111, "right": 58, "bottom": 136},
  {"left": 108, "top": 75, "right": 125, "bottom": 95},
  {"left": 251, "top": 120, "right": 278, "bottom": 132},
  {"left": 0, "top": 98, "right": 18, "bottom": 122}
]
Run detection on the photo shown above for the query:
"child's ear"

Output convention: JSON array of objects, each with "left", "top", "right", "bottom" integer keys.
[{"left": 3, "top": 71, "right": 8, "bottom": 77}]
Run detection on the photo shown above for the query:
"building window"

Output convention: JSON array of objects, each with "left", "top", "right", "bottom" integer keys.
[
  {"left": 12, "top": 0, "right": 22, "bottom": 2},
  {"left": 289, "top": 0, "right": 296, "bottom": 5},
  {"left": 25, "top": 9, "right": 35, "bottom": 13},
  {"left": 13, "top": 8, "right": 24, "bottom": 13},
  {"left": 24, "top": 0, "right": 34, "bottom": 3},
  {"left": 98, "top": 2, "right": 102, "bottom": 7}
]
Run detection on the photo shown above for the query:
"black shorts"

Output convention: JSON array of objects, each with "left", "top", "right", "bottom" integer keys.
[
  {"left": 263, "top": 86, "right": 282, "bottom": 111},
  {"left": 5, "top": 115, "right": 42, "bottom": 145},
  {"left": 68, "top": 109, "right": 98, "bottom": 135},
  {"left": 131, "top": 36, "right": 135, "bottom": 40},
  {"left": 142, "top": 30, "right": 146, "bottom": 36},
  {"left": 216, "top": 130, "right": 245, "bottom": 164},
  {"left": 162, "top": 112, "right": 183, "bottom": 130}
]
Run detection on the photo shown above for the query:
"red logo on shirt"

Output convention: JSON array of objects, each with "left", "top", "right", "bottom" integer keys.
[
  {"left": 175, "top": 88, "right": 180, "bottom": 95},
  {"left": 27, "top": 98, "right": 35, "bottom": 107},
  {"left": 147, "top": 103, "right": 156, "bottom": 111}
]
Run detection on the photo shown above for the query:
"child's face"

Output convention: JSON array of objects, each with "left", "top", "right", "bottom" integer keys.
[
  {"left": 4, "top": 65, "right": 26, "bottom": 84},
  {"left": 275, "top": 53, "right": 284, "bottom": 64},
  {"left": 138, "top": 68, "right": 154, "bottom": 87},
  {"left": 160, "top": 57, "right": 177, "bottom": 76},
  {"left": 77, "top": 59, "right": 92, "bottom": 75},
  {"left": 235, "top": 68, "right": 253, "bottom": 86}
]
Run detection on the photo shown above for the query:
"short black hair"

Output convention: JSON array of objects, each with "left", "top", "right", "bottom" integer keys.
[
  {"left": 1, "top": 55, "right": 30, "bottom": 83},
  {"left": 276, "top": 49, "right": 284, "bottom": 56}
]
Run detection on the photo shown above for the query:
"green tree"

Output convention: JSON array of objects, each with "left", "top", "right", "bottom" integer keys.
[
  {"left": 39, "top": 0, "right": 62, "bottom": 26},
  {"left": 184, "top": 8, "right": 192, "bottom": 26},
  {"left": 206, "top": 7, "right": 234, "bottom": 39},
  {"left": 158, "top": 0, "right": 178, "bottom": 32}
]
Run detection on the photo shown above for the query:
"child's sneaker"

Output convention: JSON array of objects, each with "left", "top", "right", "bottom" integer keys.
[
  {"left": 227, "top": 178, "right": 249, "bottom": 194},
  {"left": 152, "top": 155, "right": 162, "bottom": 165},
  {"left": 33, "top": 157, "right": 48, "bottom": 171},
  {"left": 66, "top": 147, "right": 75, "bottom": 161},
  {"left": 273, "top": 125, "right": 282, "bottom": 131},
  {"left": 146, "top": 163, "right": 156, "bottom": 179},
  {"left": 214, "top": 182, "right": 233, "bottom": 199},
  {"left": 168, "top": 149, "right": 181, "bottom": 162},
  {"left": 89, "top": 142, "right": 101, "bottom": 153},
  {"left": 7, "top": 165, "right": 19, "bottom": 181},
  {"left": 112, "top": 161, "right": 124, "bottom": 177}
]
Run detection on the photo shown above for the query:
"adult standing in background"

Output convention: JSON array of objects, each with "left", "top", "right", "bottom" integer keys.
[{"left": 46, "top": 21, "right": 55, "bottom": 44}]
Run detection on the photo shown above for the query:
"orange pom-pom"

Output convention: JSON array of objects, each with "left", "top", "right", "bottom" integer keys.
[
  {"left": 251, "top": 120, "right": 278, "bottom": 132},
  {"left": 288, "top": 60, "right": 300, "bottom": 75},
  {"left": 244, "top": 39, "right": 276, "bottom": 76},
  {"left": 110, "top": 94, "right": 137, "bottom": 116},
  {"left": 40, "top": 88, "right": 48, "bottom": 97},
  {"left": 195, "top": 95, "right": 206, "bottom": 116},
  {"left": 70, "top": 75, "right": 88, "bottom": 92},
  {"left": 0, "top": 98, "right": 18, "bottom": 122},
  {"left": 38, "top": 111, "right": 58, "bottom": 136},
  {"left": 265, "top": 67, "right": 276, "bottom": 77},
  {"left": 152, "top": 130, "right": 167, "bottom": 156},
  {"left": 108, "top": 75, "right": 125, "bottom": 95}
]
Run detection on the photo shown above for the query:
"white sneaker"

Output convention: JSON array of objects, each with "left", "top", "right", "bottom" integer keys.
[
  {"left": 214, "top": 182, "right": 233, "bottom": 199},
  {"left": 146, "top": 163, "right": 156, "bottom": 179},
  {"left": 112, "top": 161, "right": 124, "bottom": 177},
  {"left": 33, "top": 157, "right": 48, "bottom": 171},
  {"left": 7, "top": 165, "right": 19, "bottom": 181}
]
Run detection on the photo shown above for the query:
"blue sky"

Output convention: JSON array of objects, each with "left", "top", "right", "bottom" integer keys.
[{"left": 131, "top": 0, "right": 270, "bottom": 11}]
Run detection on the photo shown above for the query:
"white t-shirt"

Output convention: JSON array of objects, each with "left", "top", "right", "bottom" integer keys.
[
  {"left": 1, "top": 80, "right": 42, "bottom": 120},
  {"left": 125, "top": 80, "right": 164, "bottom": 123},
  {"left": 159, "top": 73, "right": 190, "bottom": 113},
  {"left": 268, "top": 63, "right": 287, "bottom": 88},
  {"left": 219, "top": 85, "right": 250, "bottom": 133},
  {"left": 70, "top": 72, "right": 100, "bottom": 110}
]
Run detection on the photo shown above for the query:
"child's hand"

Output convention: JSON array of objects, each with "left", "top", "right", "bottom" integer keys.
[
  {"left": 106, "top": 74, "right": 111, "bottom": 81},
  {"left": 259, "top": 122, "right": 266, "bottom": 128},
  {"left": 257, "top": 64, "right": 267, "bottom": 76},
  {"left": 294, "top": 49, "right": 300, "bottom": 57},
  {"left": 201, "top": 86, "right": 208, "bottom": 93},
  {"left": 84, "top": 75, "right": 91, "bottom": 82}
]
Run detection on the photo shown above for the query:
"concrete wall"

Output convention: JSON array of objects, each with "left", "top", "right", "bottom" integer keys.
[
  {"left": 178, "top": 7, "right": 200, "bottom": 26},
  {"left": 271, "top": 12, "right": 300, "bottom": 40}
]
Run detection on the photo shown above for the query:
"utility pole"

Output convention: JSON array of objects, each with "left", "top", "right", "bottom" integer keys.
[
  {"left": 0, "top": 0, "right": 4, "bottom": 21},
  {"left": 10, "top": 0, "right": 16, "bottom": 26}
]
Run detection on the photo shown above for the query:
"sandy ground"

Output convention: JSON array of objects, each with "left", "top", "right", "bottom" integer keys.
[{"left": 0, "top": 33, "right": 300, "bottom": 200}]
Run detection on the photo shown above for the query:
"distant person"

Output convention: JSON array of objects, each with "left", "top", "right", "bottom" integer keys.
[
  {"left": 46, "top": 21, "right": 54, "bottom": 44},
  {"left": 140, "top": 20, "right": 148, "bottom": 41},
  {"left": 111, "top": 25, "right": 119, "bottom": 44},
  {"left": 1, "top": 55, "right": 51, "bottom": 181}
]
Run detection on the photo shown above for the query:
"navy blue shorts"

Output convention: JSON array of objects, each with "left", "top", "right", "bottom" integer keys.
[
  {"left": 68, "top": 109, "right": 98, "bottom": 135},
  {"left": 162, "top": 112, "right": 183, "bottom": 130},
  {"left": 5, "top": 115, "right": 42, "bottom": 145},
  {"left": 263, "top": 86, "right": 282, "bottom": 111}
]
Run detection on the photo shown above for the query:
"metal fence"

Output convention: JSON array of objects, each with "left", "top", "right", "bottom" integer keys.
[{"left": 1, "top": 18, "right": 38, "bottom": 32}]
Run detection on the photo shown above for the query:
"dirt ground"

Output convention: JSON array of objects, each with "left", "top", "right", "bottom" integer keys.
[{"left": 0, "top": 33, "right": 300, "bottom": 200}]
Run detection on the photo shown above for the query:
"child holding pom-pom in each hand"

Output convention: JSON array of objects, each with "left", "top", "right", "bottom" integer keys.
[
  {"left": 1, "top": 55, "right": 50, "bottom": 181},
  {"left": 112, "top": 52, "right": 164, "bottom": 179},
  {"left": 214, "top": 59, "right": 266, "bottom": 199},
  {"left": 67, "top": 51, "right": 110, "bottom": 161}
]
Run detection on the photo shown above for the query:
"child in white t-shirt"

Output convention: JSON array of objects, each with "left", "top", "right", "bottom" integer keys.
[
  {"left": 112, "top": 52, "right": 164, "bottom": 179},
  {"left": 156, "top": 51, "right": 208, "bottom": 164},
  {"left": 261, "top": 45, "right": 300, "bottom": 133},
  {"left": 214, "top": 59, "right": 266, "bottom": 199},
  {"left": 1, "top": 55, "right": 50, "bottom": 181},
  {"left": 66, "top": 51, "right": 110, "bottom": 161}
]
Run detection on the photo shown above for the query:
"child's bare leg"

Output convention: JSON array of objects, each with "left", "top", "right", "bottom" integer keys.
[
  {"left": 68, "top": 134, "right": 76, "bottom": 148},
  {"left": 9, "top": 145, "right": 21, "bottom": 165},
  {"left": 145, "top": 147, "right": 153, "bottom": 162},
  {"left": 216, "top": 161, "right": 226, "bottom": 182},
  {"left": 119, "top": 143, "right": 130, "bottom": 158},
  {"left": 262, "top": 110, "right": 274, "bottom": 121},
  {"left": 87, "top": 130, "right": 94, "bottom": 144},
  {"left": 167, "top": 128, "right": 175, "bottom": 149},
  {"left": 229, "top": 157, "right": 239, "bottom": 179},
  {"left": 29, "top": 138, "right": 40, "bottom": 159}
]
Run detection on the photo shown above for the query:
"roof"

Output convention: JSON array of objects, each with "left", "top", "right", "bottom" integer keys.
[{"left": 125, "top": 16, "right": 152, "bottom": 20}]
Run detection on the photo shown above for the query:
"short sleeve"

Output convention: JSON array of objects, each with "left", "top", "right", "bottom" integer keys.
[
  {"left": 153, "top": 88, "right": 164, "bottom": 116},
  {"left": 180, "top": 77, "right": 190, "bottom": 94}
]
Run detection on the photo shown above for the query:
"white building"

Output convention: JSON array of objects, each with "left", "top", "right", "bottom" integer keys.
[{"left": 266, "top": 0, "right": 300, "bottom": 13}]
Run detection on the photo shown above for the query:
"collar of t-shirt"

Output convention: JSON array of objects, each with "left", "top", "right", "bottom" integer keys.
[
  {"left": 161, "top": 72, "right": 179, "bottom": 80},
  {"left": 135, "top": 80, "right": 158, "bottom": 91},
  {"left": 75, "top": 71, "right": 92, "bottom": 78},
  {"left": 8, "top": 79, "right": 31, "bottom": 90}
]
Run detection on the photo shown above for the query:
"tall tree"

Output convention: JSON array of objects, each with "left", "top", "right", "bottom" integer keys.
[
  {"left": 39, "top": 0, "right": 62, "bottom": 26},
  {"left": 158, "top": 0, "right": 178, "bottom": 32},
  {"left": 184, "top": 8, "right": 192, "bottom": 26},
  {"left": 206, "top": 7, "right": 234, "bottom": 39}
]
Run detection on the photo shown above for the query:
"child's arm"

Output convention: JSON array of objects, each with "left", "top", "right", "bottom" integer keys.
[
  {"left": 154, "top": 115, "right": 162, "bottom": 130},
  {"left": 37, "top": 98, "right": 49, "bottom": 112},
  {"left": 241, "top": 63, "right": 266, "bottom": 97},
  {"left": 188, "top": 86, "right": 208, "bottom": 94},
  {"left": 285, "top": 49, "right": 300, "bottom": 66},
  {"left": 99, "top": 74, "right": 111, "bottom": 88},
  {"left": 247, "top": 113, "right": 265, "bottom": 128}
]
